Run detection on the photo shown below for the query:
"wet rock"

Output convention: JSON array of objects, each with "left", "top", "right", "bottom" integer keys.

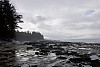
[
  {"left": 62, "top": 51, "right": 68, "bottom": 55},
  {"left": 13, "top": 66, "right": 21, "bottom": 67},
  {"left": 90, "top": 55, "right": 100, "bottom": 60},
  {"left": 30, "top": 65, "right": 38, "bottom": 67},
  {"left": 57, "top": 56, "right": 67, "bottom": 59},
  {"left": 90, "top": 59, "right": 100, "bottom": 67},
  {"left": 52, "top": 66, "right": 59, "bottom": 67},
  {"left": 78, "top": 64, "right": 83, "bottom": 67},
  {"left": 24, "top": 42, "right": 37, "bottom": 45},
  {"left": 0, "top": 63, "right": 9, "bottom": 67},
  {"left": 2, "top": 49, "right": 15, "bottom": 53},
  {"left": 40, "top": 52, "right": 48, "bottom": 55},
  {"left": 77, "top": 54, "right": 90, "bottom": 58},
  {"left": 63, "top": 51, "right": 79, "bottom": 56},
  {"left": 66, "top": 61, "right": 71, "bottom": 63},
  {"left": 49, "top": 45, "right": 53, "bottom": 48},
  {"left": 40, "top": 49, "right": 49, "bottom": 53},
  {"left": 0, "top": 57, "right": 8, "bottom": 61},
  {"left": 35, "top": 52, "right": 39, "bottom": 55},
  {"left": 58, "top": 48, "right": 65, "bottom": 51},
  {"left": 39, "top": 49, "right": 49, "bottom": 55},
  {"left": 70, "top": 51, "right": 79, "bottom": 55},
  {"left": 27, "top": 47, "right": 33, "bottom": 50},
  {"left": 54, "top": 51, "right": 63, "bottom": 55},
  {"left": 69, "top": 57, "right": 91, "bottom": 63}
]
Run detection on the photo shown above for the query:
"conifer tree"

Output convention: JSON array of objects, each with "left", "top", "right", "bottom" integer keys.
[{"left": 0, "top": 0, "right": 23, "bottom": 40}]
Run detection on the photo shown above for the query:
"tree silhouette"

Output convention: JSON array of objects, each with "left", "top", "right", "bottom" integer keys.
[
  {"left": 16, "top": 31, "right": 44, "bottom": 41},
  {"left": 0, "top": 0, "right": 23, "bottom": 40}
]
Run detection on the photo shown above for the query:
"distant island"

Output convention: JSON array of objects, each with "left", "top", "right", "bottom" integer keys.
[{"left": 15, "top": 31, "right": 44, "bottom": 41}]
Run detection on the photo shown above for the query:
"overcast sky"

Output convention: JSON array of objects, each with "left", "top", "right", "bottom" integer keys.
[{"left": 11, "top": 0, "right": 100, "bottom": 42}]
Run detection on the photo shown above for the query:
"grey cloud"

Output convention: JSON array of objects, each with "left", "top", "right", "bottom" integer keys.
[
  {"left": 35, "top": 15, "right": 47, "bottom": 22},
  {"left": 63, "top": 22, "right": 100, "bottom": 30},
  {"left": 11, "top": 0, "right": 100, "bottom": 42}
]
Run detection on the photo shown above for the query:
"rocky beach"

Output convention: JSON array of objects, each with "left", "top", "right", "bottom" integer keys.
[{"left": 0, "top": 40, "right": 100, "bottom": 67}]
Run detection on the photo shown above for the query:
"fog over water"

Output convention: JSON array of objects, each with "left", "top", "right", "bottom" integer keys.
[{"left": 63, "top": 39, "right": 100, "bottom": 43}]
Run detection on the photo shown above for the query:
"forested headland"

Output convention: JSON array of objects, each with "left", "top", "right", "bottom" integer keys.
[{"left": 15, "top": 31, "right": 44, "bottom": 41}]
